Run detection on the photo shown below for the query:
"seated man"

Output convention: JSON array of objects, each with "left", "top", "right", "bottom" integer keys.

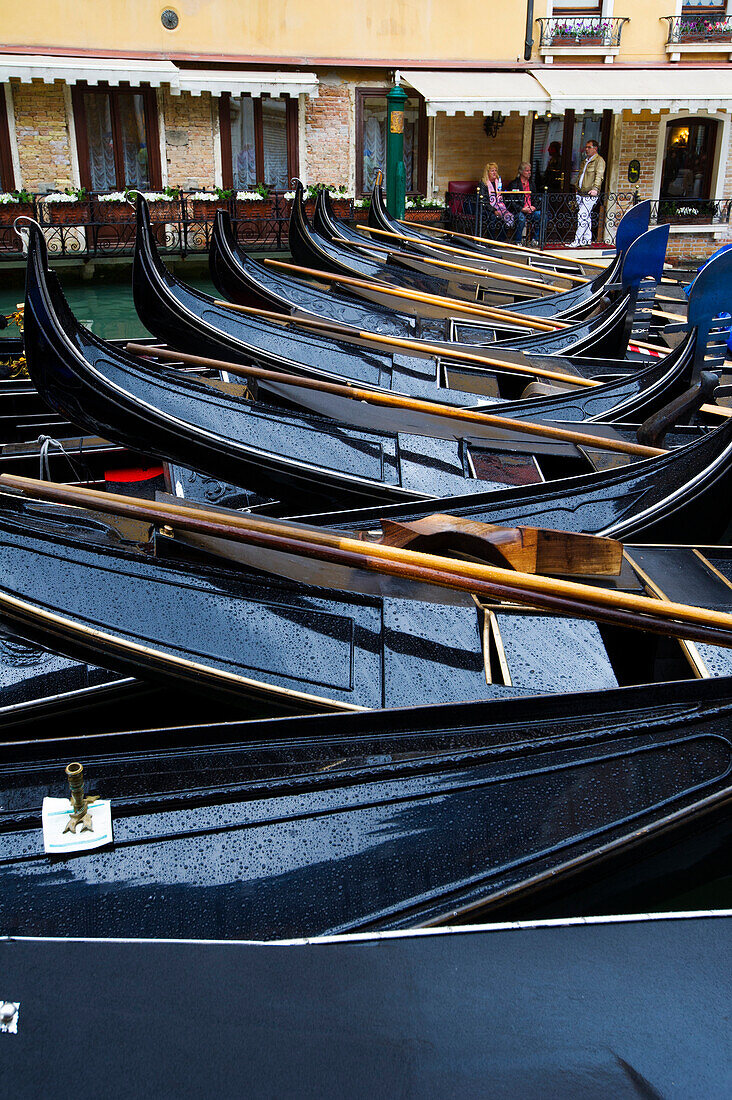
[{"left": 506, "top": 162, "right": 542, "bottom": 244}]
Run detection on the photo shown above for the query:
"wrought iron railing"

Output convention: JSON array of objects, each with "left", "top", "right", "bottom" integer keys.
[
  {"left": 536, "top": 16, "right": 629, "bottom": 47},
  {"left": 0, "top": 189, "right": 343, "bottom": 261},
  {"left": 663, "top": 14, "right": 732, "bottom": 43},
  {"left": 445, "top": 188, "right": 732, "bottom": 248}
]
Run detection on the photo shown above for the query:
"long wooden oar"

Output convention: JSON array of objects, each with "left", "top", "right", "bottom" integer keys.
[
  {"left": 397, "top": 219, "right": 610, "bottom": 269},
  {"left": 340, "top": 238, "right": 566, "bottom": 294},
  {"left": 215, "top": 295, "right": 558, "bottom": 339},
  {"left": 5, "top": 473, "right": 732, "bottom": 649},
  {"left": 126, "top": 342, "right": 660, "bottom": 459},
  {"left": 264, "top": 259, "right": 568, "bottom": 329},
  {"left": 359, "top": 226, "right": 587, "bottom": 284}
]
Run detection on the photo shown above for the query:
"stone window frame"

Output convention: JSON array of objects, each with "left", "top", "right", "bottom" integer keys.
[
  {"left": 218, "top": 93, "right": 299, "bottom": 190},
  {"left": 355, "top": 87, "right": 428, "bottom": 197},
  {"left": 0, "top": 86, "right": 16, "bottom": 191},
  {"left": 70, "top": 83, "right": 163, "bottom": 192}
]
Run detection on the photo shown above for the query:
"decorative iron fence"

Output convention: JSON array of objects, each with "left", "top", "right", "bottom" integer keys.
[
  {"left": 536, "top": 16, "right": 629, "bottom": 48},
  {"left": 446, "top": 188, "right": 732, "bottom": 249},
  {"left": 0, "top": 190, "right": 344, "bottom": 261},
  {"left": 663, "top": 14, "right": 732, "bottom": 44}
]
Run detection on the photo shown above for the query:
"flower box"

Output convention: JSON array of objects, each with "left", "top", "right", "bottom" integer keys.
[
  {"left": 405, "top": 208, "right": 444, "bottom": 224},
  {"left": 43, "top": 201, "right": 91, "bottom": 225},
  {"left": 189, "top": 199, "right": 230, "bottom": 222},
  {"left": 234, "top": 199, "right": 272, "bottom": 220},
  {"left": 0, "top": 202, "right": 34, "bottom": 252},
  {"left": 98, "top": 200, "right": 135, "bottom": 223},
  {"left": 148, "top": 200, "right": 179, "bottom": 223},
  {"left": 0, "top": 201, "right": 34, "bottom": 225},
  {"left": 353, "top": 207, "right": 370, "bottom": 223},
  {"left": 330, "top": 198, "right": 353, "bottom": 219}
]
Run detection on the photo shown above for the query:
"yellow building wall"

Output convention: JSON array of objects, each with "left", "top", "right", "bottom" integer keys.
[{"left": 9, "top": 0, "right": 534, "bottom": 62}]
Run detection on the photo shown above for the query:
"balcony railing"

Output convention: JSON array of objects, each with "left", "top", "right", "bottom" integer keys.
[
  {"left": 664, "top": 14, "right": 732, "bottom": 44},
  {"left": 445, "top": 188, "right": 732, "bottom": 249},
  {"left": 536, "top": 16, "right": 629, "bottom": 48},
  {"left": 0, "top": 190, "right": 339, "bottom": 261}
]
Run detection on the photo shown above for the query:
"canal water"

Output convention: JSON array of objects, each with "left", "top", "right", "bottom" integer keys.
[{"left": 0, "top": 268, "right": 218, "bottom": 339}]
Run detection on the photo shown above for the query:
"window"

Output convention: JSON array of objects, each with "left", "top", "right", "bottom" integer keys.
[
  {"left": 355, "top": 89, "right": 427, "bottom": 196},
  {"left": 71, "top": 85, "right": 161, "bottom": 192},
  {"left": 531, "top": 110, "right": 611, "bottom": 193},
  {"left": 219, "top": 95, "right": 299, "bottom": 190},
  {"left": 660, "top": 117, "right": 718, "bottom": 200},
  {"left": 0, "top": 88, "right": 15, "bottom": 192}
]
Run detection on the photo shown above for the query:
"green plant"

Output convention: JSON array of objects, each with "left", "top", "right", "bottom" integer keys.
[
  {"left": 214, "top": 187, "right": 233, "bottom": 201},
  {"left": 13, "top": 189, "right": 33, "bottom": 204},
  {"left": 64, "top": 186, "right": 87, "bottom": 200},
  {"left": 254, "top": 183, "right": 270, "bottom": 200}
]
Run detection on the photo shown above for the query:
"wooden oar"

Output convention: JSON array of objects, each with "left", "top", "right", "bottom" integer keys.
[
  {"left": 214, "top": 295, "right": 558, "bottom": 338},
  {"left": 397, "top": 220, "right": 610, "bottom": 269},
  {"left": 125, "top": 342, "right": 659, "bottom": 458},
  {"left": 264, "top": 259, "right": 568, "bottom": 329},
  {"left": 359, "top": 226, "right": 587, "bottom": 284},
  {"left": 128, "top": 306, "right": 598, "bottom": 390},
  {"left": 5, "top": 473, "right": 732, "bottom": 649},
  {"left": 340, "top": 239, "right": 567, "bottom": 294}
]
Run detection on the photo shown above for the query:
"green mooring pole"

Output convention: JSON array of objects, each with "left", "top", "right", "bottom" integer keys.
[{"left": 386, "top": 82, "right": 407, "bottom": 219}]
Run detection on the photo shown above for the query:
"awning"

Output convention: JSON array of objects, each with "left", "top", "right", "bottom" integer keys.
[
  {"left": 0, "top": 55, "right": 319, "bottom": 99},
  {"left": 534, "top": 68, "right": 732, "bottom": 114},
  {"left": 0, "top": 54, "right": 178, "bottom": 87},
  {"left": 174, "top": 70, "right": 319, "bottom": 98},
  {"left": 400, "top": 70, "right": 549, "bottom": 116}
]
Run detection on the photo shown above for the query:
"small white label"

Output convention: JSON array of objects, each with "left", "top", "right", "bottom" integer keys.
[
  {"left": 42, "top": 797, "right": 113, "bottom": 855},
  {"left": 0, "top": 1003, "right": 19, "bottom": 1034}
]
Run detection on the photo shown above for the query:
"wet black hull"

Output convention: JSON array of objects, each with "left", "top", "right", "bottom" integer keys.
[{"left": 2, "top": 677, "right": 732, "bottom": 940}]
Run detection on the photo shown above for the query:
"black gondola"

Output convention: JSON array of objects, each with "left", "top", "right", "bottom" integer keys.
[
  {"left": 2, "top": 916, "right": 729, "bottom": 1095},
  {"left": 290, "top": 181, "right": 648, "bottom": 324},
  {"left": 23, "top": 223, "right": 732, "bottom": 535},
  {"left": 2, "top": 675, "right": 732, "bottom": 937},
  {"left": 135, "top": 199, "right": 701, "bottom": 421}
]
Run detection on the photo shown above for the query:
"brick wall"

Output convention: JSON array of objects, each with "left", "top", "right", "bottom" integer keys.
[
  {"left": 303, "top": 74, "right": 351, "bottom": 186},
  {"left": 616, "top": 111, "right": 659, "bottom": 201},
  {"left": 433, "top": 112, "right": 525, "bottom": 196},
  {"left": 10, "top": 81, "right": 73, "bottom": 191},
  {"left": 160, "top": 89, "right": 217, "bottom": 189}
]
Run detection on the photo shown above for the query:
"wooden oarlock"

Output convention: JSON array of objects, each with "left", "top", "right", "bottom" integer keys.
[
  {"left": 125, "top": 342, "right": 661, "bottom": 458},
  {"left": 264, "top": 259, "right": 568, "bottom": 329},
  {"left": 358, "top": 226, "right": 587, "bottom": 284},
  {"left": 6, "top": 473, "right": 732, "bottom": 650}
]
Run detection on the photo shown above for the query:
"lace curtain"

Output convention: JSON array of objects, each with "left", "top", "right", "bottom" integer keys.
[
  {"left": 84, "top": 94, "right": 116, "bottom": 191},
  {"left": 83, "top": 92, "right": 150, "bottom": 190},
  {"left": 230, "top": 96, "right": 257, "bottom": 190}
]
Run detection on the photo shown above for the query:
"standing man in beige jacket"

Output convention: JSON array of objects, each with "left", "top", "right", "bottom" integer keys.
[{"left": 572, "top": 139, "right": 605, "bottom": 247}]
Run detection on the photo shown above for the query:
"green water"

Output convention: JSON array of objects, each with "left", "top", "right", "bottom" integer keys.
[{"left": 0, "top": 271, "right": 219, "bottom": 340}]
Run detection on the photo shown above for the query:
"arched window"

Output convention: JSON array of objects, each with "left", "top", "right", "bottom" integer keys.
[{"left": 660, "top": 116, "right": 718, "bottom": 201}]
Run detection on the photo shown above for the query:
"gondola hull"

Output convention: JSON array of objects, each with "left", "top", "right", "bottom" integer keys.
[{"left": 2, "top": 678, "right": 732, "bottom": 939}]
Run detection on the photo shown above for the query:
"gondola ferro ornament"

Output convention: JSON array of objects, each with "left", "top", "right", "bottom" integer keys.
[
  {"left": 63, "top": 762, "right": 98, "bottom": 835},
  {"left": 41, "top": 762, "right": 113, "bottom": 855}
]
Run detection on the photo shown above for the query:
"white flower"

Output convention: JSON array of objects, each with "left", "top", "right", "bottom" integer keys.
[
  {"left": 141, "top": 192, "right": 171, "bottom": 203},
  {"left": 0, "top": 193, "right": 18, "bottom": 205},
  {"left": 235, "top": 191, "right": 265, "bottom": 201},
  {"left": 354, "top": 198, "right": 370, "bottom": 208},
  {"left": 284, "top": 191, "right": 296, "bottom": 200},
  {"left": 44, "top": 192, "right": 78, "bottom": 203},
  {"left": 326, "top": 189, "right": 353, "bottom": 199},
  {"left": 98, "top": 191, "right": 130, "bottom": 203},
  {"left": 189, "top": 191, "right": 219, "bottom": 201}
]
